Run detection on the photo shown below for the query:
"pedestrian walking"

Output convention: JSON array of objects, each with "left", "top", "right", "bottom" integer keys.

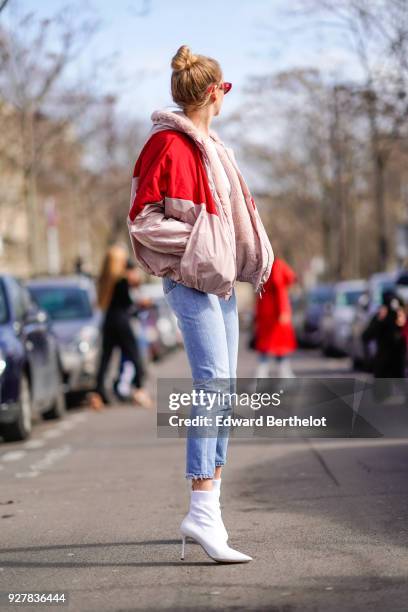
[
  {"left": 112, "top": 264, "right": 154, "bottom": 403},
  {"left": 127, "top": 45, "right": 274, "bottom": 563},
  {"left": 252, "top": 257, "right": 297, "bottom": 379},
  {"left": 88, "top": 245, "right": 153, "bottom": 410}
]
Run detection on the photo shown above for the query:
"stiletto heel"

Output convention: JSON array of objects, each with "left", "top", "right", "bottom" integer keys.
[{"left": 180, "top": 535, "right": 186, "bottom": 560}]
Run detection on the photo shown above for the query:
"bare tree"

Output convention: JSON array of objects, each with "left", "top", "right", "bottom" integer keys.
[
  {"left": 227, "top": 68, "right": 368, "bottom": 280},
  {"left": 0, "top": 2, "right": 152, "bottom": 276},
  {"left": 0, "top": 0, "right": 9, "bottom": 15},
  {"left": 0, "top": 7, "right": 102, "bottom": 273},
  {"left": 290, "top": 0, "right": 408, "bottom": 269}
]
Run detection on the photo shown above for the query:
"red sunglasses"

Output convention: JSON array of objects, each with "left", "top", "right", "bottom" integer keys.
[{"left": 206, "top": 81, "right": 232, "bottom": 95}]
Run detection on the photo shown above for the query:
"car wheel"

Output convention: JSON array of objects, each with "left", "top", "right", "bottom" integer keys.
[
  {"left": 43, "top": 367, "right": 66, "bottom": 420},
  {"left": 1, "top": 374, "right": 32, "bottom": 442}
]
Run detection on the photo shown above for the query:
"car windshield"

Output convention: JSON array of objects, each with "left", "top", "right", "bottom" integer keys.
[
  {"left": 0, "top": 283, "right": 8, "bottom": 324},
  {"left": 29, "top": 286, "right": 92, "bottom": 321},
  {"left": 308, "top": 287, "right": 334, "bottom": 305},
  {"left": 372, "top": 280, "right": 395, "bottom": 305},
  {"left": 396, "top": 273, "right": 408, "bottom": 286},
  {"left": 336, "top": 289, "right": 364, "bottom": 307}
]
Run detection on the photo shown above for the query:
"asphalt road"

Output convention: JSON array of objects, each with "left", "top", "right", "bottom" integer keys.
[{"left": 1, "top": 339, "right": 407, "bottom": 611}]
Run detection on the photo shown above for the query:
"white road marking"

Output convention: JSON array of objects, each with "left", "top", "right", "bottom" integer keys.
[
  {"left": 71, "top": 414, "right": 87, "bottom": 423},
  {"left": 42, "top": 429, "right": 63, "bottom": 439},
  {"left": 15, "top": 444, "right": 72, "bottom": 479},
  {"left": 1, "top": 451, "right": 27, "bottom": 462},
  {"left": 53, "top": 426, "right": 69, "bottom": 434},
  {"left": 31, "top": 444, "right": 72, "bottom": 470},
  {"left": 58, "top": 422, "right": 75, "bottom": 430},
  {"left": 22, "top": 439, "right": 45, "bottom": 449},
  {"left": 1, "top": 410, "right": 87, "bottom": 478}
]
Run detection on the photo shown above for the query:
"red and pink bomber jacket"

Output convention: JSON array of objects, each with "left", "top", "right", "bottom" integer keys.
[{"left": 127, "top": 108, "right": 274, "bottom": 301}]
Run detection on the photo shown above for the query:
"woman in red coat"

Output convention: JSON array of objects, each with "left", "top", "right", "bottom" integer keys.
[{"left": 253, "top": 257, "right": 297, "bottom": 378}]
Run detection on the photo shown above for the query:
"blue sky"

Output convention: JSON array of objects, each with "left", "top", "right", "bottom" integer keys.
[{"left": 4, "top": 0, "right": 359, "bottom": 124}]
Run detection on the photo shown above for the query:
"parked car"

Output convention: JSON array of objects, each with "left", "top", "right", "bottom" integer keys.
[
  {"left": 293, "top": 284, "right": 335, "bottom": 347},
  {"left": 350, "top": 270, "right": 407, "bottom": 370},
  {"left": 26, "top": 276, "right": 101, "bottom": 393},
  {"left": 0, "top": 275, "right": 65, "bottom": 442},
  {"left": 321, "top": 279, "right": 368, "bottom": 356},
  {"left": 133, "top": 282, "right": 182, "bottom": 361}
]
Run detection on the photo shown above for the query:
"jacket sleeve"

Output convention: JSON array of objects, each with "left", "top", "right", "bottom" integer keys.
[
  {"left": 129, "top": 203, "right": 192, "bottom": 254},
  {"left": 128, "top": 136, "right": 193, "bottom": 255}
]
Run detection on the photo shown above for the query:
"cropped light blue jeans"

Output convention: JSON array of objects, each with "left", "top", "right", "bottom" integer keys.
[{"left": 162, "top": 277, "right": 239, "bottom": 479}]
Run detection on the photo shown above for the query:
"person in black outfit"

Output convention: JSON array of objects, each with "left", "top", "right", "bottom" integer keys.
[
  {"left": 362, "top": 290, "right": 407, "bottom": 401},
  {"left": 89, "top": 245, "right": 153, "bottom": 409}
]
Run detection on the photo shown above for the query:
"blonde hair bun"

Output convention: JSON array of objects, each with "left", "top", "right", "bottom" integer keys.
[
  {"left": 171, "top": 45, "right": 198, "bottom": 71},
  {"left": 170, "top": 46, "right": 222, "bottom": 111}
]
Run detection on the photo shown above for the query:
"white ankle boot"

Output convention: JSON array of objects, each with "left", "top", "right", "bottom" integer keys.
[
  {"left": 180, "top": 490, "right": 252, "bottom": 563},
  {"left": 212, "top": 479, "right": 228, "bottom": 541}
]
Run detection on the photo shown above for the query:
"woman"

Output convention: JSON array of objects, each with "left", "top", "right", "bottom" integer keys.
[
  {"left": 89, "top": 245, "right": 153, "bottom": 410},
  {"left": 253, "top": 257, "right": 298, "bottom": 379},
  {"left": 127, "top": 45, "right": 274, "bottom": 563}
]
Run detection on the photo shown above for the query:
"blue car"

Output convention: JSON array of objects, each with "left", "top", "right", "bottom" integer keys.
[{"left": 0, "top": 275, "right": 66, "bottom": 442}]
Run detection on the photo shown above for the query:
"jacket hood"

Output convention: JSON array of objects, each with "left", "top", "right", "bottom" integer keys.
[{"left": 149, "top": 107, "right": 223, "bottom": 146}]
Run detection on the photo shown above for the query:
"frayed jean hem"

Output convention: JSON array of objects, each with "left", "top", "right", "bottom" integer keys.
[{"left": 185, "top": 473, "right": 214, "bottom": 480}]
